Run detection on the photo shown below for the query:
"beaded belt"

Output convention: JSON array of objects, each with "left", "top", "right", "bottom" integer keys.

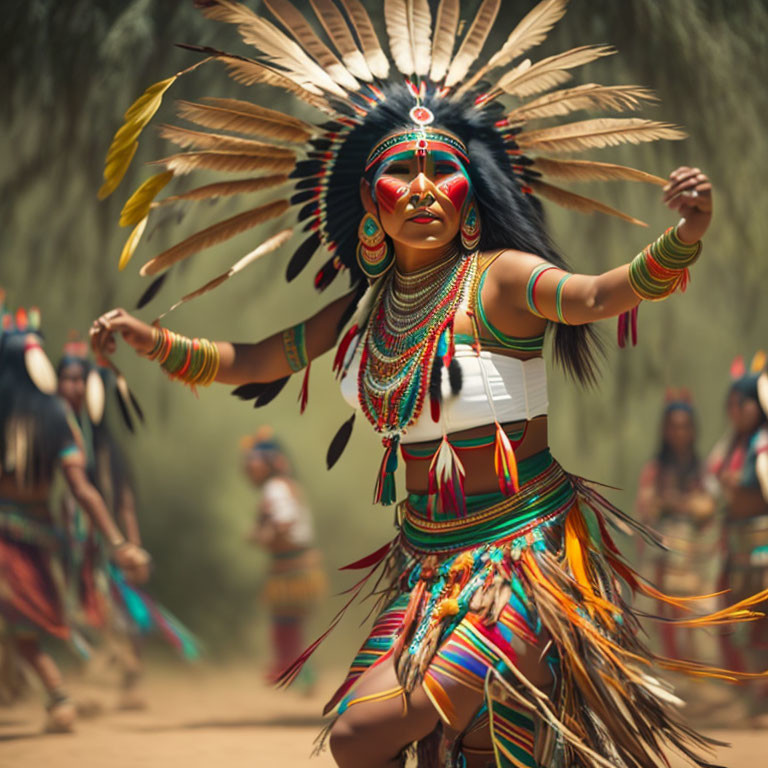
[{"left": 397, "top": 456, "right": 575, "bottom": 554}]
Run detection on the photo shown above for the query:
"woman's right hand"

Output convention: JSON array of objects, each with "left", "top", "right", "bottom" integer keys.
[
  {"left": 90, "top": 308, "right": 156, "bottom": 358},
  {"left": 112, "top": 541, "right": 152, "bottom": 585}
]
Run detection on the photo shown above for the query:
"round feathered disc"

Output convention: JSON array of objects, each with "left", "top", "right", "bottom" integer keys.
[
  {"left": 86, "top": 369, "right": 106, "bottom": 425},
  {"left": 758, "top": 371, "right": 768, "bottom": 418},
  {"left": 24, "top": 340, "right": 57, "bottom": 394}
]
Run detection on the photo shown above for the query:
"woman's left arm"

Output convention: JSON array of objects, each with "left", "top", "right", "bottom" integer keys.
[{"left": 488, "top": 167, "right": 713, "bottom": 328}]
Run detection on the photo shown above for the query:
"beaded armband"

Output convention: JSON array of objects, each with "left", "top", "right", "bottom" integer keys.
[
  {"left": 525, "top": 264, "right": 559, "bottom": 318},
  {"left": 147, "top": 327, "right": 220, "bottom": 387},
  {"left": 628, "top": 226, "right": 702, "bottom": 301},
  {"left": 282, "top": 322, "right": 308, "bottom": 373}
]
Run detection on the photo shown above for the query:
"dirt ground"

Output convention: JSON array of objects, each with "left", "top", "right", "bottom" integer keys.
[{"left": 0, "top": 665, "right": 765, "bottom": 768}]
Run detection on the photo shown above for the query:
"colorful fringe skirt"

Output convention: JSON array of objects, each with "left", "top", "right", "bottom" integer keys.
[
  {"left": 308, "top": 451, "right": 768, "bottom": 768},
  {"left": 263, "top": 547, "right": 328, "bottom": 620},
  {"left": 0, "top": 502, "right": 69, "bottom": 640}
]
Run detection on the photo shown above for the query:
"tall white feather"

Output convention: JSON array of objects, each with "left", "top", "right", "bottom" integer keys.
[
  {"left": 429, "top": 0, "right": 459, "bottom": 82},
  {"left": 444, "top": 0, "right": 501, "bottom": 88}
]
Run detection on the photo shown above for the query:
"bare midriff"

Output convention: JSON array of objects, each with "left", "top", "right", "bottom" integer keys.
[
  {"left": 726, "top": 486, "right": 768, "bottom": 522},
  {"left": 403, "top": 415, "right": 549, "bottom": 495}
]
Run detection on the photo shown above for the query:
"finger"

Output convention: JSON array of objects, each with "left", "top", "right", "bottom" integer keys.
[
  {"left": 663, "top": 169, "right": 700, "bottom": 193},
  {"left": 662, "top": 176, "right": 702, "bottom": 203}
]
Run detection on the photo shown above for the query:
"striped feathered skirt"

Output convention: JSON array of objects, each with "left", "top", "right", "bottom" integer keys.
[{"left": 295, "top": 451, "right": 768, "bottom": 768}]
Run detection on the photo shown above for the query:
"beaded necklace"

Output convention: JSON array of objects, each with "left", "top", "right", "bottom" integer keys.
[{"left": 358, "top": 251, "right": 476, "bottom": 503}]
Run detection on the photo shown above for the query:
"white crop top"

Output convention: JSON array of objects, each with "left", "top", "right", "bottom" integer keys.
[{"left": 340, "top": 341, "right": 548, "bottom": 443}]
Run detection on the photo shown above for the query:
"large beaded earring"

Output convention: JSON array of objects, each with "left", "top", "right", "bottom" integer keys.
[
  {"left": 356, "top": 212, "right": 394, "bottom": 279},
  {"left": 460, "top": 198, "right": 481, "bottom": 253}
]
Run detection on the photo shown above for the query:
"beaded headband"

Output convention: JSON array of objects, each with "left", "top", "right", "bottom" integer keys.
[{"left": 365, "top": 127, "right": 470, "bottom": 172}]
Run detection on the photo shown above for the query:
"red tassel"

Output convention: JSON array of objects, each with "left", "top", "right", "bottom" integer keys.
[
  {"left": 333, "top": 324, "right": 358, "bottom": 378},
  {"left": 428, "top": 438, "right": 466, "bottom": 518},
  {"left": 340, "top": 541, "right": 393, "bottom": 571},
  {"left": 299, "top": 362, "right": 311, "bottom": 413},
  {"left": 494, "top": 423, "right": 519, "bottom": 495},
  {"left": 630, "top": 304, "right": 638, "bottom": 346},
  {"left": 430, "top": 396, "right": 441, "bottom": 423}
]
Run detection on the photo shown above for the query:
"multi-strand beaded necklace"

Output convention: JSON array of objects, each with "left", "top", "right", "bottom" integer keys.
[{"left": 358, "top": 251, "right": 476, "bottom": 504}]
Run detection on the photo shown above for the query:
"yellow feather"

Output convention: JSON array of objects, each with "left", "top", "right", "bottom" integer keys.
[
  {"left": 531, "top": 157, "right": 666, "bottom": 186},
  {"left": 517, "top": 118, "right": 686, "bottom": 154},
  {"left": 118, "top": 216, "right": 148, "bottom": 272},
  {"left": 529, "top": 179, "right": 647, "bottom": 226},
  {"left": 140, "top": 200, "right": 290, "bottom": 276},
  {"left": 119, "top": 171, "right": 174, "bottom": 228},
  {"left": 98, "top": 142, "right": 138, "bottom": 200},
  {"left": 151, "top": 151, "right": 295, "bottom": 176}
]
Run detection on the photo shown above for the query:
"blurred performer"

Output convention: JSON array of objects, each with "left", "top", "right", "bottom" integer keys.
[
  {"left": 635, "top": 391, "right": 718, "bottom": 660},
  {"left": 0, "top": 299, "right": 149, "bottom": 731},
  {"left": 56, "top": 338, "right": 199, "bottom": 710},
  {"left": 710, "top": 355, "right": 768, "bottom": 723},
  {"left": 243, "top": 429, "right": 326, "bottom": 688}
]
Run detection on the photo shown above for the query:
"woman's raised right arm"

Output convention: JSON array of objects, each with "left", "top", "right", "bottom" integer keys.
[{"left": 90, "top": 291, "right": 358, "bottom": 386}]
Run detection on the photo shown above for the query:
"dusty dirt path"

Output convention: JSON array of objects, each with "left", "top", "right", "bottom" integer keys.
[{"left": 0, "top": 666, "right": 763, "bottom": 767}]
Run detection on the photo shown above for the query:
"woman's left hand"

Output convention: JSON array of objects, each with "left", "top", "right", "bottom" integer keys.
[{"left": 662, "top": 166, "right": 713, "bottom": 244}]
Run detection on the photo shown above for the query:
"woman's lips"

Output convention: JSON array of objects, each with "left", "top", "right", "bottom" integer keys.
[{"left": 408, "top": 210, "right": 441, "bottom": 224}]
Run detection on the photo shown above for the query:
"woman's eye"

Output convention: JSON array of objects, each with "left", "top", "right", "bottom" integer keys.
[
  {"left": 384, "top": 165, "right": 410, "bottom": 176},
  {"left": 435, "top": 163, "right": 459, "bottom": 175}
]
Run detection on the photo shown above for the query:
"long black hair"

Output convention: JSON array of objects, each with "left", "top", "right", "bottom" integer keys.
[{"left": 320, "top": 86, "right": 603, "bottom": 385}]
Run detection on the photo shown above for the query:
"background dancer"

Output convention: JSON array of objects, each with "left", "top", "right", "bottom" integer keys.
[
  {"left": 243, "top": 428, "right": 326, "bottom": 690},
  {"left": 0, "top": 298, "right": 149, "bottom": 731}
]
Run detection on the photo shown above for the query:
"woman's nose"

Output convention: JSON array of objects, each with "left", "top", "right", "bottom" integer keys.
[{"left": 410, "top": 172, "right": 429, "bottom": 194}]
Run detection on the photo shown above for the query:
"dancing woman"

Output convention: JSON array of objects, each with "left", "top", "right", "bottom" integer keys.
[
  {"left": 91, "top": 2, "right": 766, "bottom": 765},
  {"left": 0, "top": 302, "right": 149, "bottom": 731}
]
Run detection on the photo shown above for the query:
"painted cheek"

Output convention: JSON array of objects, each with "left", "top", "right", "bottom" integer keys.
[
  {"left": 437, "top": 174, "right": 469, "bottom": 212},
  {"left": 374, "top": 176, "right": 410, "bottom": 214}
]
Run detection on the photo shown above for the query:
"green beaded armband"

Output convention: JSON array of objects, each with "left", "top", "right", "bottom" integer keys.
[{"left": 283, "top": 322, "right": 308, "bottom": 372}]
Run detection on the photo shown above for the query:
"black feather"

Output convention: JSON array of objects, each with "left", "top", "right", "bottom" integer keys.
[
  {"left": 135, "top": 274, "right": 168, "bottom": 309},
  {"left": 286, "top": 232, "right": 321, "bottom": 282},
  {"left": 291, "top": 190, "right": 320, "bottom": 206},
  {"left": 327, "top": 413, "right": 355, "bottom": 469},
  {"left": 254, "top": 376, "right": 290, "bottom": 408},
  {"left": 298, "top": 201, "right": 319, "bottom": 221},
  {"left": 290, "top": 161, "right": 325, "bottom": 178},
  {"left": 115, "top": 389, "right": 135, "bottom": 433},
  {"left": 447, "top": 358, "right": 463, "bottom": 395},
  {"left": 128, "top": 388, "right": 145, "bottom": 422},
  {"left": 429, "top": 356, "right": 443, "bottom": 404}
]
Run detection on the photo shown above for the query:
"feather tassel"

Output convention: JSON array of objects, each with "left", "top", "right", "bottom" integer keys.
[
  {"left": 444, "top": 0, "right": 501, "bottom": 88},
  {"left": 299, "top": 362, "right": 311, "bottom": 413},
  {"left": 119, "top": 171, "right": 174, "bottom": 228},
  {"left": 286, "top": 231, "right": 321, "bottom": 282},
  {"left": 135, "top": 273, "right": 168, "bottom": 309},
  {"left": 373, "top": 436, "right": 400, "bottom": 506},
  {"left": 531, "top": 157, "right": 665, "bottom": 186},
  {"left": 118, "top": 216, "right": 149, "bottom": 272},
  {"left": 493, "top": 422, "right": 519, "bottom": 495},
  {"left": 151, "top": 150, "right": 296, "bottom": 176},
  {"left": 158, "top": 124, "right": 296, "bottom": 156},
  {"left": 140, "top": 199, "right": 290, "bottom": 276},
  {"left": 155, "top": 175, "right": 290, "bottom": 206},
  {"left": 427, "top": 437, "right": 466, "bottom": 518},
  {"left": 333, "top": 324, "right": 359, "bottom": 378}
]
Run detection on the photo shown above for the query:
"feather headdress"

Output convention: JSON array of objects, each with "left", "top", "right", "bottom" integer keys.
[{"left": 101, "top": 0, "right": 682, "bottom": 310}]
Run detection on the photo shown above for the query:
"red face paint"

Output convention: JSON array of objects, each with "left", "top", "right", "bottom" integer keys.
[
  {"left": 437, "top": 174, "right": 469, "bottom": 212},
  {"left": 375, "top": 175, "right": 410, "bottom": 214}
]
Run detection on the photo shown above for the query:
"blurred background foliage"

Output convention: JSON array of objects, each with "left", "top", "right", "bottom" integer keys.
[{"left": 1, "top": 1, "right": 766, "bottom": 664}]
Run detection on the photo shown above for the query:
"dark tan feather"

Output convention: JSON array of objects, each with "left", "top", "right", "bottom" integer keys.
[
  {"left": 516, "top": 117, "right": 686, "bottom": 153},
  {"left": 531, "top": 157, "right": 666, "bottom": 185},
  {"left": 507, "top": 83, "right": 658, "bottom": 122},
  {"left": 444, "top": 0, "right": 501, "bottom": 88},
  {"left": 140, "top": 200, "right": 290, "bottom": 276},
  {"left": 199, "top": 0, "right": 348, "bottom": 98},
  {"left": 429, "top": 0, "right": 459, "bottom": 82},
  {"left": 177, "top": 99, "right": 312, "bottom": 144},
  {"left": 494, "top": 45, "right": 615, "bottom": 99},
  {"left": 337, "top": 0, "right": 390, "bottom": 79},
  {"left": 158, "top": 229, "right": 294, "bottom": 317},
  {"left": 151, "top": 151, "right": 296, "bottom": 176},
  {"left": 529, "top": 179, "right": 646, "bottom": 226},
  {"left": 309, "top": 0, "right": 373, "bottom": 81},
  {"left": 155, "top": 176, "right": 290, "bottom": 205},
  {"left": 264, "top": 0, "right": 359, "bottom": 90},
  {"left": 457, "top": 0, "right": 568, "bottom": 96},
  {"left": 158, "top": 125, "right": 295, "bottom": 157}
]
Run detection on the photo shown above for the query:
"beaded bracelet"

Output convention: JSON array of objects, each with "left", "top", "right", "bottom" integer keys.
[
  {"left": 282, "top": 322, "right": 308, "bottom": 372},
  {"left": 147, "top": 327, "right": 220, "bottom": 387},
  {"left": 629, "top": 226, "right": 701, "bottom": 301}
]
